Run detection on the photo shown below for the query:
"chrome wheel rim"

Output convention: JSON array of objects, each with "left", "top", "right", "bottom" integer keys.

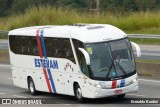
[
  {"left": 29, "top": 81, "right": 34, "bottom": 93},
  {"left": 76, "top": 88, "right": 82, "bottom": 100}
]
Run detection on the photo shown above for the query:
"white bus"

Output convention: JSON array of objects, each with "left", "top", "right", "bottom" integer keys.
[{"left": 9, "top": 24, "right": 141, "bottom": 102}]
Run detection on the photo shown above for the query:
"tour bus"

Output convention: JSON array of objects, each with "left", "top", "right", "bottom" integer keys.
[{"left": 9, "top": 24, "right": 141, "bottom": 102}]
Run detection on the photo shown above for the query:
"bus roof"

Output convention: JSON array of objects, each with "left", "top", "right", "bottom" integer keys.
[{"left": 9, "top": 24, "right": 127, "bottom": 43}]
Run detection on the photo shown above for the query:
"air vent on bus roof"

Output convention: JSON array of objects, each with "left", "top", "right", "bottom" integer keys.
[
  {"left": 69, "top": 23, "right": 87, "bottom": 26},
  {"left": 87, "top": 26, "right": 105, "bottom": 30}
]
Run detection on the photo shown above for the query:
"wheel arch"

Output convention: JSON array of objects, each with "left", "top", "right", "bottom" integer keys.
[{"left": 73, "top": 81, "right": 81, "bottom": 95}]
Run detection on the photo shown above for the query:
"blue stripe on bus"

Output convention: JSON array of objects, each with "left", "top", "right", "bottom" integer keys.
[
  {"left": 47, "top": 69, "right": 57, "bottom": 93},
  {"left": 40, "top": 30, "right": 47, "bottom": 59},
  {"left": 40, "top": 29, "right": 57, "bottom": 93},
  {"left": 120, "top": 79, "right": 125, "bottom": 87}
]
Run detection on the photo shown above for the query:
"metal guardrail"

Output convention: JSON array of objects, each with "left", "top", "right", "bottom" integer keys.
[
  {"left": 0, "top": 30, "right": 8, "bottom": 34},
  {"left": 1, "top": 30, "right": 160, "bottom": 39},
  {"left": 127, "top": 34, "right": 160, "bottom": 39}
]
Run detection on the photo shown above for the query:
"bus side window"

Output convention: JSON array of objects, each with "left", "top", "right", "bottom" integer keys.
[
  {"left": 61, "top": 39, "right": 75, "bottom": 63},
  {"left": 9, "top": 35, "right": 21, "bottom": 54},
  {"left": 72, "top": 39, "right": 89, "bottom": 77},
  {"left": 44, "top": 37, "right": 75, "bottom": 63}
]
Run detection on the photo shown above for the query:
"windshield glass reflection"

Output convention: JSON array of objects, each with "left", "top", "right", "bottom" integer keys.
[{"left": 85, "top": 38, "right": 135, "bottom": 80}]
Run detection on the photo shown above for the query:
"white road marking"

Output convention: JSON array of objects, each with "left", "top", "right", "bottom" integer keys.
[
  {"left": 0, "top": 93, "right": 6, "bottom": 95},
  {"left": 63, "top": 104, "right": 71, "bottom": 106},
  {"left": 128, "top": 94, "right": 146, "bottom": 97},
  {"left": 139, "top": 79, "right": 160, "bottom": 83},
  {"left": 7, "top": 78, "right": 12, "bottom": 80},
  {"left": 13, "top": 95, "right": 27, "bottom": 98},
  {"left": 0, "top": 64, "right": 11, "bottom": 67}
]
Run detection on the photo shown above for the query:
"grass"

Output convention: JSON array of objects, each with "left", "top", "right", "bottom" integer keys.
[
  {"left": 0, "top": 6, "right": 159, "bottom": 32},
  {"left": 0, "top": 33, "right": 8, "bottom": 39},
  {"left": 138, "top": 72, "right": 152, "bottom": 77},
  {"left": 0, "top": 50, "right": 9, "bottom": 52},
  {"left": 136, "top": 60, "right": 160, "bottom": 64},
  {"left": 0, "top": 17, "right": 8, "bottom": 30},
  {"left": 1, "top": 6, "right": 160, "bottom": 41},
  {"left": 129, "top": 38, "right": 160, "bottom": 45}
]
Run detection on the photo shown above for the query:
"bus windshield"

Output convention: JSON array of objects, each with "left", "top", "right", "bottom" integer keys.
[{"left": 85, "top": 38, "right": 135, "bottom": 80}]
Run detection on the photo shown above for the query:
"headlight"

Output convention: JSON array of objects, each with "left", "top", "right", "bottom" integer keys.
[
  {"left": 88, "top": 81, "right": 100, "bottom": 88},
  {"left": 88, "top": 81, "right": 110, "bottom": 89},
  {"left": 133, "top": 76, "right": 138, "bottom": 83},
  {"left": 128, "top": 76, "right": 138, "bottom": 86}
]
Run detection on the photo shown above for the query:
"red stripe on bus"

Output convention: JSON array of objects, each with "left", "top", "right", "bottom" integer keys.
[
  {"left": 36, "top": 30, "right": 43, "bottom": 58},
  {"left": 112, "top": 80, "right": 117, "bottom": 89},
  {"left": 36, "top": 29, "right": 52, "bottom": 93}
]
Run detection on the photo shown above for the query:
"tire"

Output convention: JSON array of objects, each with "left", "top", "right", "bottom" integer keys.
[
  {"left": 116, "top": 94, "right": 125, "bottom": 98},
  {"left": 75, "top": 84, "right": 84, "bottom": 103},
  {"left": 28, "top": 77, "right": 37, "bottom": 95}
]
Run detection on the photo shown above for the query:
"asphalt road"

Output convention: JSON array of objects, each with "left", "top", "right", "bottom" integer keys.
[
  {"left": 0, "top": 39, "right": 8, "bottom": 50},
  {"left": 134, "top": 45, "right": 160, "bottom": 60},
  {"left": 0, "top": 39, "right": 160, "bottom": 60},
  {"left": 0, "top": 64, "right": 160, "bottom": 106}
]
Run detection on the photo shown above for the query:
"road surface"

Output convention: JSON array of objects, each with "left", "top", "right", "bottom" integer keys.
[
  {"left": 0, "top": 65, "right": 160, "bottom": 106},
  {"left": 0, "top": 39, "right": 8, "bottom": 50},
  {"left": 134, "top": 44, "right": 160, "bottom": 60}
]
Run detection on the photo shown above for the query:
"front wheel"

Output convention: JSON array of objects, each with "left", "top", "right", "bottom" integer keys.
[
  {"left": 75, "top": 84, "right": 83, "bottom": 103},
  {"left": 28, "top": 77, "right": 37, "bottom": 95}
]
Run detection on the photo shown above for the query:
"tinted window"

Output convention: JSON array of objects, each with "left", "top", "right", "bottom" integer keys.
[
  {"left": 72, "top": 39, "right": 84, "bottom": 62},
  {"left": 9, "top": 35, "right": 75, "bottom": 63},
  {"left": 72, "top": 39, "right": 89, "bottom": 76},
  {"left": 45, "top": 37, "right": 75, "bottom": 63},
  {"left": 9, "top": 35, "right": 38, "bottom": 56}
]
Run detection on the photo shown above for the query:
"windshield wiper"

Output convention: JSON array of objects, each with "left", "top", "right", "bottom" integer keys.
[
  {"left": 116, "top": 60, "right": 127, "bottom": 75},
  {"left": 105, "top": 60, "right": 114, "bottom": 78},
  {"left": 106, "top": 57, "right": 127, "bottom": 79}
]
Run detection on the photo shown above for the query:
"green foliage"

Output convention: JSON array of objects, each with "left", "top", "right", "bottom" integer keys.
[
  {"left": 1, "top": 0, "right": 160, "bottom": 17},
  {"left": 56, "top": 0, "right": 86, "bottom": 9},
  {"left": 11, "top": 0, "right": 55, "bottom": 14},
  {"left": 0, "top": 0, "right": 11, "bottom": 17},
  {"left": 129, "top": 38, "right": 160, "bottom": 45},
  {"left": 134, "top": 0, "right": 157, "bottom": 11},
  {"left": 0, "top": 6, "right": 160, "bottom": 34},
  {"left": 1, "top": 5, "right": 160, "bottom": 36},
  {"left": 136, "top": 60, "right": 160, "bottom": 64}
]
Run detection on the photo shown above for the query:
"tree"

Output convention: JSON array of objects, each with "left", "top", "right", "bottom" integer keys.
[
  {"left": 134, "top": 0, "right": 157, "bottom": 11},
  {"left": 11, "top": 0, "right": 56, "bottom": 14},
  {"left": 55, "top": 0, "right": 86, "bottom": 9},
  {"left": 0, "top": 0, "right": 11, "bottom": 17}
]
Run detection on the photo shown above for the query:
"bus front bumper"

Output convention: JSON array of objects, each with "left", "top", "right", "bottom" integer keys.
[{"left": 85, "top": 81, "right": 138, "bottom": 98}]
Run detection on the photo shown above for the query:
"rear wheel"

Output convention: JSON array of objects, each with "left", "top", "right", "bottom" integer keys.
[
  {"left": 75, "top": 84, "right": 83, "bottom": 103},
  {"left": 28, "top": 77, "right": 37, "bottom": 95}
]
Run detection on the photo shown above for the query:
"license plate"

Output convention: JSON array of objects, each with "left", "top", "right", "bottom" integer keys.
[{"left": 114, "top": 89, "right": 122, "bottom": 94}]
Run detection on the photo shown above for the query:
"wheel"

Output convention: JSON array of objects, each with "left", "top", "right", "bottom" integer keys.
[
  {"left": 116, "top": 94, "right": 125, "bottom": 98},
  {"left": 28, "top": 77, "right": 37, "bottom": 95},
  {"left": 75, "top": 84, "right": 83, "bottom": 103}
]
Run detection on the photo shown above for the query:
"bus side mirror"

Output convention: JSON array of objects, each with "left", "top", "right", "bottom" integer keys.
[
  {"left": 78, "top": 48, "right": 90, "bottom": 65},
  {"left": 131, "top": 42, "right": 141, "bottom": 57}
]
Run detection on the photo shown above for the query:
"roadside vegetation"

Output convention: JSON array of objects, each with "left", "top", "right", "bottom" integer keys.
[
  {"left": 129, "top": 38, "right": 160, "bottom": 45},
  {"left": 0, "top": 6, "right": 160, "bottom": 33},
  {"left": 136, "top": 60, "right": 160, "bottom": 64},
  {"left": 1, "top": 6, "right": 160, "bottom": 44}
]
